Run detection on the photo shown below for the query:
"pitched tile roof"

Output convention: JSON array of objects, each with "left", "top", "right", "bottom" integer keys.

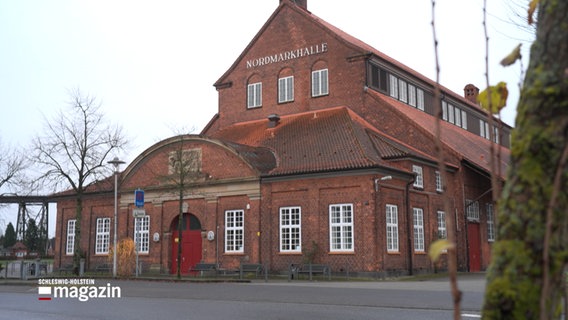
[{"left": 211, "top": 107, "right": 435, "bottom": 177}]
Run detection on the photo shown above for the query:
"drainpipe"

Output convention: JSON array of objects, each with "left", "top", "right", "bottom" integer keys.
[{"left": 406, "top": 175, "right": 416, "bottom": 276}]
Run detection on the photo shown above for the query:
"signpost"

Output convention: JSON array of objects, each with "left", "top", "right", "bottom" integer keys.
[
  {"left": 134, "top": 189, "right": 144, "bottom": 277},
  {"left": 135, "top": 189, "right": 144, "bottom": 207}
]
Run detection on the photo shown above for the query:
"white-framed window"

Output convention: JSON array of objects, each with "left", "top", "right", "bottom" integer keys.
[
  {"left": 448, "top": 103, "right": 455, "bottom": 124},
  {"left": 454, "top": 107, "right": 462, "bottom": 127},
  {"left": 389, "top": 74, "right": 398, "bottom": 98},
  {"left": 386, "top": 204, "right": 399, "bottom": 252},
  {"left": 466, "top": 200, "right": 480, "bottom": 221},
  {"left": 461, "top": 111, "right": 468, "bottom": 129},
  {"left": 408, "top": 84, "right": 416, "bottom": 107},
  {"left": 247, "top": 82, "right": 262, "bottom": 108},
  {"left": 312, "top": 69, "right": 329, "bottom": 97},
  {"left": 278, "top": 76, "right": 294, "bottom": 103},
  {"left": 493, "top": 127, "right": 500, "bottom": 144},
  {"left": 480, "top": 119, "right": 490, "bottom": 140},
  {"left": 225, "top": 210, "right": 244, "bottom": 253},
  {"left": 66, "top": 219, "right": 76, "bottom": 255},
  {"left": 416, "top": 88, "right": 425, "bottom": 111},
  {"left": 95, "top": 217, "right": 111, "bottom": 255},
  {"left": 487, "top": 203, "right": 495, "bottom": 242},
  {"left": 134, "top": 215, "right": 150, "bottom": 254},
  {"left": 437, "top": 210, "right": 447, "bottom": 239},
  {"left": 413, "top": 208, "right": 425, "bottom": 252},
  {"left": 329, "top": 203, "right": 354, "bottom": 252},
  {"left": 280, "top": 207, "right": 301, "bottom": 252},
  {"left": 412, "top": 165, "right": 424, "bottom": 188},
  {"left": 398, "top": 79, "right": 407, "bottom": 103},
  {"left": 435, "top": 171, "right": 443, "bottom": 192},
  {"left": 442, "top": 101, "right": 448, "bottom": 121}
]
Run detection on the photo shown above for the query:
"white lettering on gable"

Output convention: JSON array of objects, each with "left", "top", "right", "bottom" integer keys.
[{"left": 246, "top": 42, "right": 328, "bottom": 69}]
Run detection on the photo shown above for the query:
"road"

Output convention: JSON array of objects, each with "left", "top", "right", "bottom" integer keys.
[{"left": 0, "top": 274, "right": 486, "bottom": 320}]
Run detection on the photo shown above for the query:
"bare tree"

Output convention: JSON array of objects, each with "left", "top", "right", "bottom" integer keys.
[
  {"left": 32, "top": 89, "right": 127, "bottom": 273},
  {"left": 0, "top": 138, "right": 27, "bottom": 194},
  {"left": 482, "top": 1, "right": 568, "bottom": 319},
  {"left": 162, "top": 134, "right": 205, "bottom": 279}
]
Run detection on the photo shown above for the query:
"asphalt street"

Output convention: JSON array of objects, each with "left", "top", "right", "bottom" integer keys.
[{"left": 0, "top": 274, "right": 486, "bottom": 320}]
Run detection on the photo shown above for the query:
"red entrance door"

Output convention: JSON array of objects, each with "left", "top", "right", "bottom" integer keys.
[
  {"left": 467, "top": 223, "right": 481, "bottom": 272},
  {"left": 170, "top": 213, "right": 202, "bottom": 274}
]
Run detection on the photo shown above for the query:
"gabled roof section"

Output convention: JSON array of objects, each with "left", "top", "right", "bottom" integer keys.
[
  {"left": 210, "top": 107, "right": 435, "bottom": 177},
  {"left": 214, "top": 0, "right": 371, "bottom": 88},
  {"left": 367, "top": 90, "right": 510, "bottom": 178}
]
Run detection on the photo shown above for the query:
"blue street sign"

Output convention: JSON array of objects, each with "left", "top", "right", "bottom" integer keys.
[{"left": 135, "top": 189, "right": 144, "bottom": 207}]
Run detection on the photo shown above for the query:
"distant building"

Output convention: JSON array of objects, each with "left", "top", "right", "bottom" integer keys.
[
  {"left": 54, "top": 0, "right": 510, "bottom": 276},
  {"left": 12, "top": 242, "right": 27, "bottom": 259}
]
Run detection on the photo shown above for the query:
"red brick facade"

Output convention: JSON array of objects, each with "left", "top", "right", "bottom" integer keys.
[{"left": 54, "top": 0, "right": 509, "bottom": 276}]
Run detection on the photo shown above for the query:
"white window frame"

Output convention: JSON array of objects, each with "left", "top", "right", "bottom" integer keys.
[
  {"left": 442, "top": 101, "right": 448, "bottom": 121},
  {"left": 247, "top": 82, "right": 262, "bottom": 108},
  {"left": 329, "top": 203, "right": 354, "bottom": 252},
  {"left": 225, "top": 210, "right": 244, "bottom": 253},
  {"left": 386, "top": 204, "right": 399, "bottom": 252},
  {"left": 389, "top": 74, "right": 398, "bottom": 98},
  {"left": 412, "top": 165, "right": 424, "bottom": 188},
  {"left": 416, "top": 88, "right": 425, "bottom": 111},
  {"left": 448, "top": 103, "right": 455, "bottom": 124},
  {"left": 461, "top": 111, "right": 468, "bottom": 129},
  {"left": 398, "top": 79, "right": 407, "bottom": 103},
  {"left": 413, "top": 208, "right": 425, "bottom": 252},
  {"left": 311, "top": 69, "right": 329, "bottom": 97},
  {"left": 435, "top": 171, "right": 443, "bottom": 192},
  {"left": 493, "top": 127, "right": 500, "bottom": 144},
  {"left": 66, "top": 219, "right": 76, "bottom": 255},
  {"left": 480, "top": 119, "right": 490, "bottom": 139},
  {"left": 437, "top": 210, "right": 447, "bottom": 239},
  {"left": 454, "top": 107, "right": 462, "bottom": 127},
  {"left": 280, "top": 206, "right": 302, "bottom": 252},
  {"left": 487, "top": 203, "right": 495, "bottom": 242},
  {"left": 466, "top": 200, "right": 480, "bottom": 221},
  {"left": 408, "top": 84, "right": 416, "bottom": 107},
  {"left": 278, "top": 76, "right": 294, "bottom": 103},
  {"left": 134, "top": 215, "right": 150, "bottom": 254},
  {"left": 95, "top": 217, "right": 111, "bottom": 255}
]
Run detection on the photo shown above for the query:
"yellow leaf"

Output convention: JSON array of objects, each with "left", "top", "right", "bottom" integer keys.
[
  {"left": 477, "top": 82, "right": 508, "bottom": 114},
  {"left": 428, "top": 239, "right": 455, "bottom": 263},
  {"left": 500, "top": 44, "right": 522, "bottom": 67},
  {"left": 528, "top": 0, "right": 539, "bottom": 25}
]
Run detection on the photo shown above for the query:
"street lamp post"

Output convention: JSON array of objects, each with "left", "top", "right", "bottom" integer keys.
[{"left": 108, "top": 157, "right": 125, "bottom": 278}]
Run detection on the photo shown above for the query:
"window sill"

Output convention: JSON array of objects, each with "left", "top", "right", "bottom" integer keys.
[
  {"left": 329, "top": 251, "right": 355, "bottom": 255},
  {"left": 223, "top": 252, "right": 245, "bottom": 256},
  {"left": 278, "top": 252, "right": 302, "bottom": 255}
]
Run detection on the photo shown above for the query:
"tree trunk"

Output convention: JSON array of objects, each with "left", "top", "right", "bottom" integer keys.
[
  {"left": 73, "top": 195, "right": 83, "bottom": 275},
  {"left": 482, "top": 1, "right": 568, "bottom": 319}
]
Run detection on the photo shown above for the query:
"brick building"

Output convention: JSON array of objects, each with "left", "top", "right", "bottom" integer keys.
[{"left": 54, "top": 0, "right": 511, "bottom": 276}]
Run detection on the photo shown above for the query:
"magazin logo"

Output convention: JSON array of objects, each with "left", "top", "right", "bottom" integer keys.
[{"left": 37, "top": 279, "right": 121, "bottom": 302}]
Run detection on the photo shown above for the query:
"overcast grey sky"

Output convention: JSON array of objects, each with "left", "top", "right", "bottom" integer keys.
[{"left": 0, "top": 0, "right": 533, "bottom": 236}]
